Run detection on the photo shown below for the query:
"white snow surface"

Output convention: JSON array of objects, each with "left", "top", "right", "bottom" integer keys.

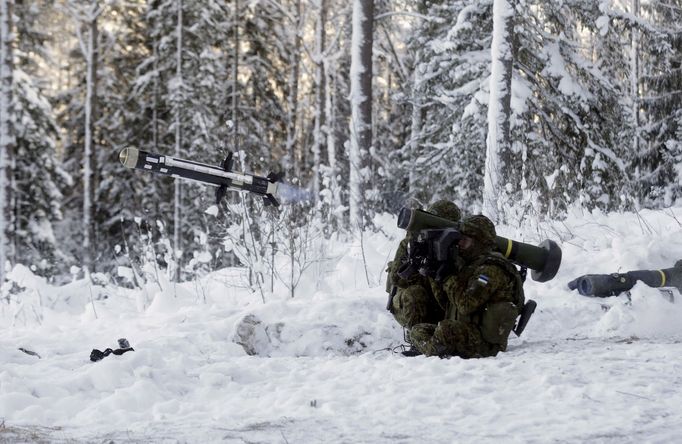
[{"left": 3, "top": 207, "right": 682, "bottom": 442}]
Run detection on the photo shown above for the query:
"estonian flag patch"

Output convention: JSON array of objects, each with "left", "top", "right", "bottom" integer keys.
[{"left": 477, "top": 275, "right": 489, "bottom": 285}]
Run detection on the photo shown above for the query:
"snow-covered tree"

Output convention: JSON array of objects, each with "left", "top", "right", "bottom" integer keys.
[
  {"left": 484, "top": 0, "right": 513, "bottom": 222},
  {"left": 629, "top": 0, "right": 682, "bottom": 206},
  {"left": 348, "top": 0, "right": 373, "bottom": 229},
  {"left": 0, "top": 0, "right": 14, "bottom": 284},
  {"left": 312, "top": 0, "right": 327, "bottom": 199},
  {"left": 56, "top": 1, "right": 104, "bottom": 274},
  {"left": 11, "top": 0, "right": 70, "bottom": 276},
  {"left": 396, "top": 1, "right": 492, "bottom": 212},
  {"left": 81, "top": 2, "right": 101, "bottom": 274},
  {"left": 366, "top": 0, "right": 413, "bottom": 214},
  {"left": 317, "top": 1, "right": 351, "bottom": 232},
  {"left": 511, "top": 0, "right": 627, "bottom": 217}
]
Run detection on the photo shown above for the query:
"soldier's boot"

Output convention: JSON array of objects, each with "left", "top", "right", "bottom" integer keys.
[
  {"left": 398, "top": 327, "right": 423, "bottom": 357},
  {"left": 406, "top": 323, "right": 441, "bottom": 356},
  {"left": 400, "top": 347, "right": 423, "bottom": 357}
]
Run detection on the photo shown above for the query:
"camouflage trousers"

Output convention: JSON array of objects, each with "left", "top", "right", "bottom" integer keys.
[
  {"left": 390, "top": 284, "right": 445, "bottom": 329},
  {"left": 409, "top": 320, "right": 501, "bottom": 359}
]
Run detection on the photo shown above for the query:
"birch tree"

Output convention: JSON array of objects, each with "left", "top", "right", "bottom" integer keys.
[{"left": 348, "top": 0, "right": 373, "bottom": 229}]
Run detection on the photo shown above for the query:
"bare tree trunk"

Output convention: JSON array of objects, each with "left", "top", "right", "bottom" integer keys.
[
  {"left": 325, "top": 57, "right": 339, "bottom": 227},
  {"left": 285, "top": 0, "right": 302, "bottom": 179},
  {"left": 631, "top": 0, "right": 640, "bottom": 157},
  {"left": 152, "top": 31, "right": 159, "bottom": 151},
  {"left": 484, "top": 0, "right": 514, "bottom": 223},
  {"left": 83, "top": 3, "right": 99, "bottom": 275},
  {"left": 232, "top": 0, "right": 239, "bottom": 153},
  {"left": 349, "top": 0, "right": 373, "bottom": 230},
  {"left": 0, "top": 0, "right": 13, "bottom": 285},
  {"left": 408, "top": 49, "right": 422, "bottom": 197},
  {"left": 312, "top": 0, "right": 327, "bottom": 200},
  {"left": 173, "top": 0, "right": 183, "bottom": 280}
]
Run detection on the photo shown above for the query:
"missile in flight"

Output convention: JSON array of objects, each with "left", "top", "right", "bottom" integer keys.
[{"left": 119, "top": 147, "right": 287, "bottom": 206}]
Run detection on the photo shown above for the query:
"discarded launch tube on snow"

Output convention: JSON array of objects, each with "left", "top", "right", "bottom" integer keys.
[{"left": 567, "top": 261, "right": 682, "bottom": 297}]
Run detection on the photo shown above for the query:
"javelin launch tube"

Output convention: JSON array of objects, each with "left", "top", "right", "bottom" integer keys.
[
  {"left": 397, "top": 208, "right": 562, "bottom": 282},
  {"left": 568, "top": 263, "right": 682, "bottom": 297}
]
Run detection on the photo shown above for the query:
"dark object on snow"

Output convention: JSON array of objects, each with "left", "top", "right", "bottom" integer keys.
[
  {"left": 119, "top": 147, "right": 283, "bottom": 206},
  {"left": 396, "top": 207, "right": 562, "bottom": 282},
  {"left": 391, "top": 343, "right": 424, "bottom": 357},
  {"left": 400, "top": 347, "right": 423, "bottom": 357},
  {"left": 513, "top": 299, "right": 537, "bottom": 336},
  {"left": 568, "top": 262, "right": 682, "bottom": 297},
  {"left": 18, "top": 347, "right": 41, "bottom": 359},
  {"left": 90, "top": 338, "right": 134, "bottom": 362}
]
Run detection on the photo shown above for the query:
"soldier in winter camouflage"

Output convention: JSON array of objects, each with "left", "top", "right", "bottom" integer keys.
[
  {"left": 408, "top": 214, "right": 525, "bottom": 358},
  {"left": 386, "top": 200, "right": 462, "bottom": 328}
]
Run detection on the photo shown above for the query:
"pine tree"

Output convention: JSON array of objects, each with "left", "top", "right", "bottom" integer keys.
[
  {"left": 12, "top": 0, "right": 70, "bottom": 275},
  {"left": 399, "top": 1, "right": 492, "bottom": 212},
  {"left": 366, "top": 0, "right": 412, "bottom": 214},
  {"left": 93, "top": 0, "right": 160, "bottom": 271},
  {"left": 318, "top": 1, "right": 352, "bottom": 231},
  {"left": 630, "top": 0, "right": 682, "bottom": 206},
  {"left": 512, "top": 0, "right": 627, "bottom": 217},
  {"left": 55, "top": 1, "right": 105, "bottom": 273}
]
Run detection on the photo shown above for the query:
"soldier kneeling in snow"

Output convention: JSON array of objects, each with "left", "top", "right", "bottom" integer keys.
[
  {"left": 385, "top": 200, "right": 463, "bottom": 330},
  {"left": 408, "top": 215, "right": 525, "bottom": 358}
]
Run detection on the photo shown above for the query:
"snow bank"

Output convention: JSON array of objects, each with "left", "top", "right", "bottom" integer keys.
[{"left": 2, "top": 206, "right": 682, "bottom": 442}]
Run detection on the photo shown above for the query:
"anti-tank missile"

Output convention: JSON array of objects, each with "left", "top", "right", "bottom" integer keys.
[
  {"left": 397, "top": 207, "right": 562, "bottom": 282},
  {"left": 119, "top": 147, "right": 283, "bottom": 206}
]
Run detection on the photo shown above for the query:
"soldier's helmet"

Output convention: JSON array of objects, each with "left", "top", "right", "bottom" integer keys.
[
  {"left": 460, "top": 215, "right": 496, "bottom": 248},
  {"left": 426, "top": 199, "right": 462, "bottom": 223}
]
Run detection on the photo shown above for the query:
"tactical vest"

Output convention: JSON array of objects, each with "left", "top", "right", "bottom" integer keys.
[
  {"left": 473, "top": 252, "right": 525, "bottom": 309},
  {"left": 481, "top": 252, "right": 525, "bottom": 346},
  {"left": 452, "top": 252, "right": 526, "bottom": 346}
]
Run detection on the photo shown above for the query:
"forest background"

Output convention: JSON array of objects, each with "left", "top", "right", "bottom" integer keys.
[{"left": 0, "top": 0, "right": 680, "bottom": 291}]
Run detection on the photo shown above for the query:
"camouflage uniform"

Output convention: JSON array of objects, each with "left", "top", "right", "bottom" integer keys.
[
  {"left": 386, "top": 200, "right": 462, "bottom": 328},
  {"left": 409, "top": 215, "right": 525, "bottom": 358}
]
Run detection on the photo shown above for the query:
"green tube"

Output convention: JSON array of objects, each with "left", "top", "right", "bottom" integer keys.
[{"left": 397, "top": 208, "right": 562, "bottom": 282}]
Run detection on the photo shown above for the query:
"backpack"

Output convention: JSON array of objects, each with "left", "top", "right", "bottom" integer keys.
[{"left": 475, "top": 253, "right": 530, "bottom": 345}]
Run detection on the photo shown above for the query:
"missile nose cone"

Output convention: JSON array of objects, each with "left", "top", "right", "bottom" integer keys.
[
  {"left": 119, "top": 148, "right": 128, "bottom": 165},
  {"left": 119, "top": 147, "right": 139, "bottom": 168}
]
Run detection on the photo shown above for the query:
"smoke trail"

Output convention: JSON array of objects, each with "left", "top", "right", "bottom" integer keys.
[{"left": 276, "top": 182, "right": 314, "bottom": 204}]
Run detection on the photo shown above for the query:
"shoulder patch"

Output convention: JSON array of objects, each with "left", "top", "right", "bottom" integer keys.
[{"left": 477, "top": 274, "right": 489, "bottom": 285}]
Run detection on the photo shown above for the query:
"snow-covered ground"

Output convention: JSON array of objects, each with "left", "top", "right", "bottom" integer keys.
[{"left": 2, "top": 206, "right": 682, "bottom": 443}]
